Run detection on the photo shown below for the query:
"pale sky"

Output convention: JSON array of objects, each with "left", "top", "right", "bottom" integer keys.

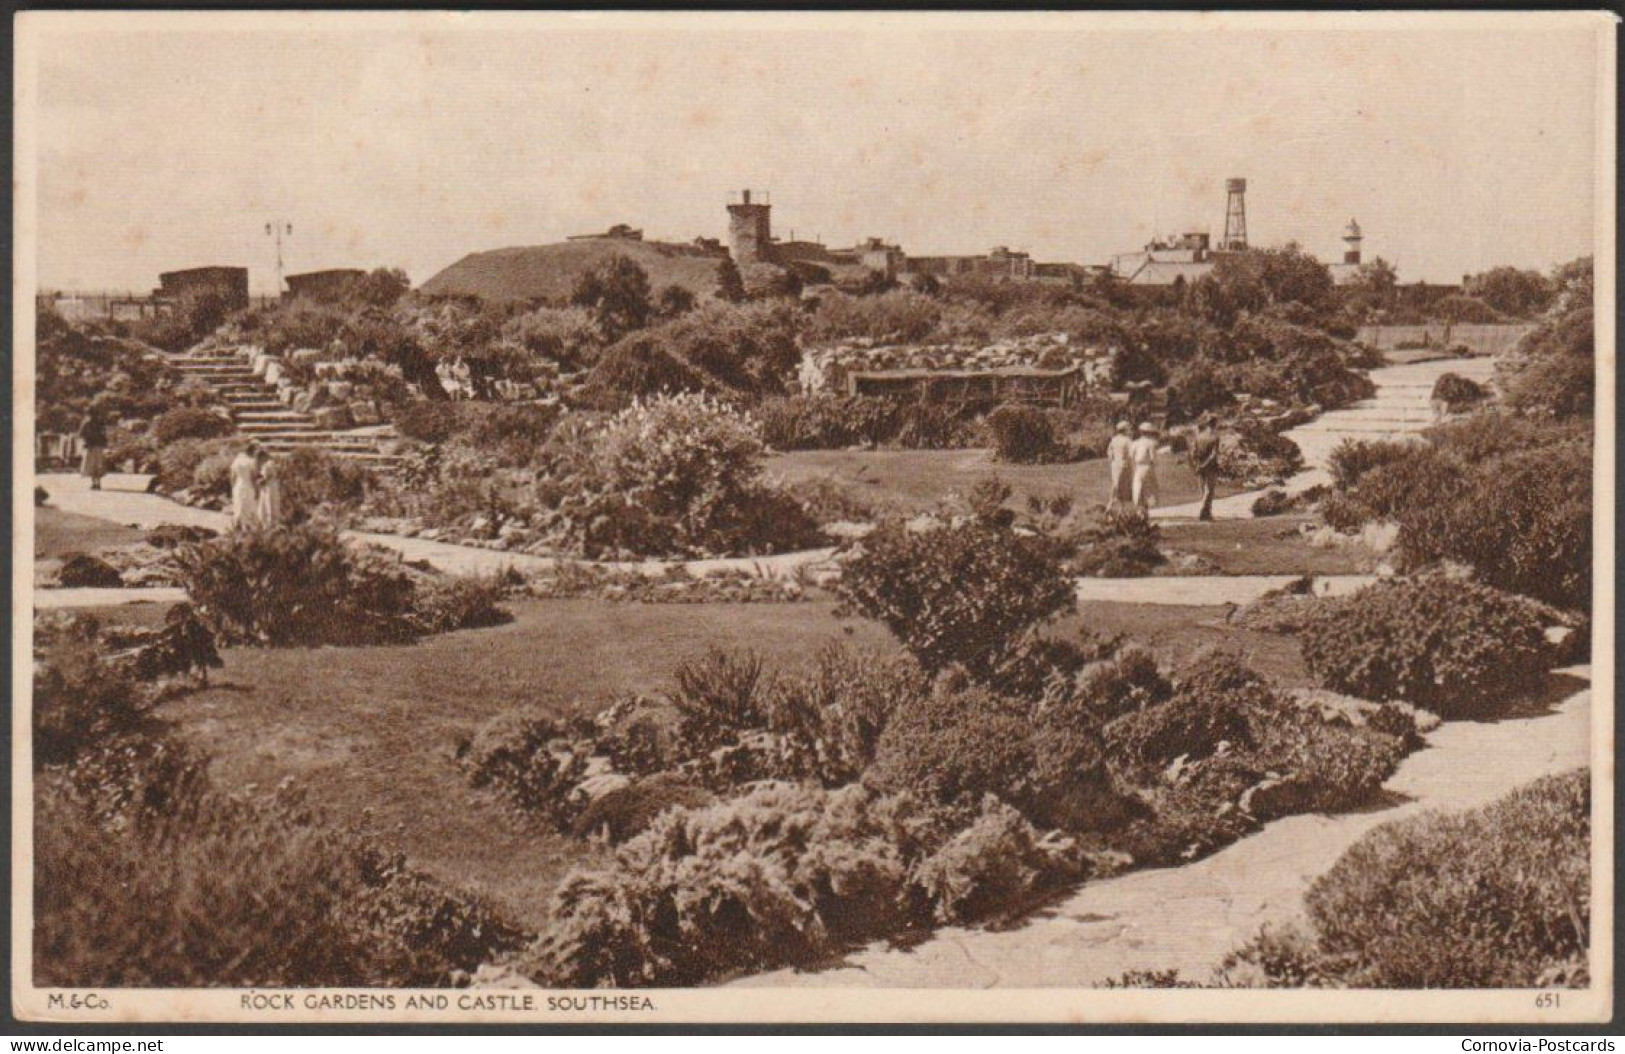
[{"left": 20, "top": 12, "right": 1610, "bottom": 293}]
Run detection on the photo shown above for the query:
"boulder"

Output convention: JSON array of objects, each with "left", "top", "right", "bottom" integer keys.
[{"left": 349, "top": 401, "right": 382, "bottom": 427}]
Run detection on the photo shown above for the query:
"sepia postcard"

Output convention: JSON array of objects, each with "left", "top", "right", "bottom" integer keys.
[{"left": 10, "top": 9, "right": 1618, "bottom": 1026}]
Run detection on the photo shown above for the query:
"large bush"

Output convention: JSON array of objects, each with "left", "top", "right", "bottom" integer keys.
[
  {"left": 542, "top": 393, "right": 819, "bottom": 558},
  {"left": 1303, "top": 769, "right": 1590, "bottom": 987},
  {"left": 1398, "top": 441, "right": 1592, "bottom": 612},
  {"left": 1503, "top": 307, "right": 1593, "bottom": 419},
  {"left": 172, "top": 525, "right": 505, "bottom": 646},
  {"left": 1300, "top": 577, "right": 1550, "bottom": 716},
  {"left": 837, "top": 516, "right": 1075, "bottom": 676}
]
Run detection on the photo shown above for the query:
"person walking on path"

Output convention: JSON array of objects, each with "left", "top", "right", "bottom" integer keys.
[
  {"left": 1105, "top": 420, "right": 1134, "bottom": 511},
  {"left": 254, "top": 448, "right": 283, "bottom": 527},
  {"left": 77, "top": 403, "right": 109, "bottom": 491},
  {"left": 1188, "top": 414, "right": 1222, "bottom": 522},
  {"left": 1130, "top": 422, "right": 1160, "bottom": 511},
  {"left": 229, "top": 442, "right": 261, "bottom": 529}
]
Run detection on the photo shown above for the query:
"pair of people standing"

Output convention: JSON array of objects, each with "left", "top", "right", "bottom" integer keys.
[
  {"left": 1106, "top": 415, "right": 1222, "bottom": 521},
  {"left": 1106, "top": 421, "right": 1162, "bottom": 512},
  {"left": 229, "top": 443, "right": 283, "bottom": 530}
]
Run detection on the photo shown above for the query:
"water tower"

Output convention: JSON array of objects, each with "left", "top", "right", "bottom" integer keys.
[
  {"left": 1222, "top": 178, "right": 1248, "bottom": 251},
  {"left": 726, "top": 189, "right": 773, "bottom": 268}
]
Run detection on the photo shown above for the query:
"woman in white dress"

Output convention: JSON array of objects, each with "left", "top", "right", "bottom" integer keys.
[
  {"left": 1130, "top": 422, "right": 1160, "bottom": 511},
  {"left": 229, "top": 443, "right": 260, "bottom": 529},
  {"left": 255, "top": 449, "right": 283, "bottom": 527}
]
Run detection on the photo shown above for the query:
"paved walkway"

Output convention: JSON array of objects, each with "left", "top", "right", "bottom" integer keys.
[
  {"left": 34, "top": 474, "right": 836, "bottom": 581},
  {"left": 36, "top": 475, "right": 1379, "bottom": 609},
  {"left": 733, "top": 667, "right": 1591, "bottom": 989},
  {"left": 35, "top": 587, "right": 188, "bottom": 610},
  {"left": 1075, "top": 574, "right": 1372, "bottom": 607},
  {"left": 1154, "top": 355, "right": 1498, "bottom": 521}
]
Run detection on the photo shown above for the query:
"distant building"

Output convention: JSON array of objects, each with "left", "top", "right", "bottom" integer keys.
[
  {"left": 283, "top": 268, "right": 365, "bottom": 303},
  {"left": 567, "top": 223, "right": 644, "bottom": 242},
  {"left": 1109, "top": 231, "right": 1234, "bottom": 287},
  {"left": 156, "top": 266, "right": 249, "bottom": 311},
  {"left": 726, "top": 190, "right": 774, "bottom": 268},
  {"left": 903, "top": 246, "right": 1038, "bottom": 281}
]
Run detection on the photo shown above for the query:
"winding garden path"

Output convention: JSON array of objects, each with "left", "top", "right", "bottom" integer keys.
[
  {"left": 32, "top": 473, "right": 838, "bottom": 582},
  {"left": 732, "top": 666, "right": 1592, "bottom": 989},
  {"left": 1154, "top": 353, "right": 1499, "bottom": 521}
]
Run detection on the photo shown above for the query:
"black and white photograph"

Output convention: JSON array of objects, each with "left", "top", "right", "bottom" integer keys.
[{"left": 10, "top": 9, "right": 1616, "bottom": 1025}]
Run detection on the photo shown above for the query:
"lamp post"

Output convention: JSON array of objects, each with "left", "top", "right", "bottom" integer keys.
[{"left": 264, "top": 221, "right": 292, "bottom": 296}]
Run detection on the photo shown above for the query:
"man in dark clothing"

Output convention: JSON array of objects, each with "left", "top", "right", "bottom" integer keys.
[
  {"left": 1189, "top": 414, "right": 1221, "bottom": 521},
  {"left": 77, "top": 406, "right": 109, "bottom": 491}
]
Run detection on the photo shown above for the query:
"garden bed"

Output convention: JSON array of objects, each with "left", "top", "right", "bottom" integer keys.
[{"left": 134, "top": 594, "right": 1318, "bottom": 932}]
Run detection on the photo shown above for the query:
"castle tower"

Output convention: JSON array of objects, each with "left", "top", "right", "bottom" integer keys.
[
  {"left": 726, "top": 189, "right": 773, "bottom": 268},
  {"left": 1342, "top": 218, "right": 1363, "bottom": 265},
  {"left": 1223, "top": 178, "right": 1248, "bottom": 251}
]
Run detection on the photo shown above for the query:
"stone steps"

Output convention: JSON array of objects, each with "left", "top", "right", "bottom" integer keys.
[{"left": 163, "top": 346, "right": 400, "bottom": 466}]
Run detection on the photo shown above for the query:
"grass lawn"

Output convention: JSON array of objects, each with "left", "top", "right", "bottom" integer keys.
[
  {"left": 1158, "top": 515, "right": 1377, "bottom": 577},
  {"left": 766, "top": 448, "right": 1244, "bottom": 518},
  {"left": 1062, "top": 600, "right": 1310, "bottom": 690},
  {"left": 35, "top": 506, "right": 147, "bottom": 559},
  {"left": 153, "top": 598, "right": 896, "bottom": 931},
  {"left": 96, "top": 593, "right": 1308, "bottom": 934}
]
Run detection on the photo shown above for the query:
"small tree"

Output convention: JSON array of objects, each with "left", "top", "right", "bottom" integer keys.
[
  {"left": 348, "top": 267, "right": 411, "bottom": 308},
  {"left": 714, "top": 258, "right": 746, "bottom": 303},
  {"left": 570, "top": 255, "right": 653, "bottom": 340},
  {"left": 837, "top": 517, "right": 1075, "bottom": 678}
]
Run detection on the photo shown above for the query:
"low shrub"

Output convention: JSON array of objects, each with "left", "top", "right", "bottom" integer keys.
[
  {"left": 33, "top": 619, "right": 146, "bottom": 767},
  {"left": 35, "top": 778, "right": 526, "bottom": 987},
  {"left": 1303, "top": 769, "right": 1590, "bottom": 987},
  {"left": 667, "top": 646, "right": 771, "bottom": 756},
  {"left": 1217, "top": 423, "right": 1304, "bottom": 485},
  {"left": 274, "top": 447, "right": 373, "bottom": 522},
  {"left": 765, "top": 643, "right": 929, "bottom": 787},
  {"left": 391, "top": 400, "right": 461, "bottom": 444},
  {"left": 866, "top": 680, "right": 1038, "bottom": 810},
  {"left": 1068, "top": 507, "right": 1165, "bottom": 578},
  {"left": 151, "top": 407, "right": 233, "bottom": 445},
  {"left": 1326, "top": 438, "right": 1416, "bottom": 492},
  {"left": 1300, "top": 577, "right": 1550, "bottom": 716},
  {"left": 910, "top": 795, "right": 1078, "bottom": 923},
  {"left": 756, "top": 393, "right": 899, "bottom": 450},
  {"left": 1328, "top": 443, "right": 1461, "bottom": 528},
  {"left": 1105, "top": 657, "right": 1260, "bottom": 774},
  {"left": 455, "top": 710, "right": 591, "bottom": 829},
  {"left": 1430, "top": 372, "right": 1486, "bottom": 411},
  {"left": 153, "top": 436, "right": 241, "bottom": 497},
  {"left": 409, "top": 575, "right": 511, "bottom": 635},
  {"left": 528, "top": 783, "right": 916, "bottom": 987},
  {"left": 838, "top": 516, "right": 1075, "bottom": 677},
  {"left": 987, "top": 405, "right": 1060, "bottom": 463},
  {"left": 572, "top": 773, "right": 714, "bottom": 843}
]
